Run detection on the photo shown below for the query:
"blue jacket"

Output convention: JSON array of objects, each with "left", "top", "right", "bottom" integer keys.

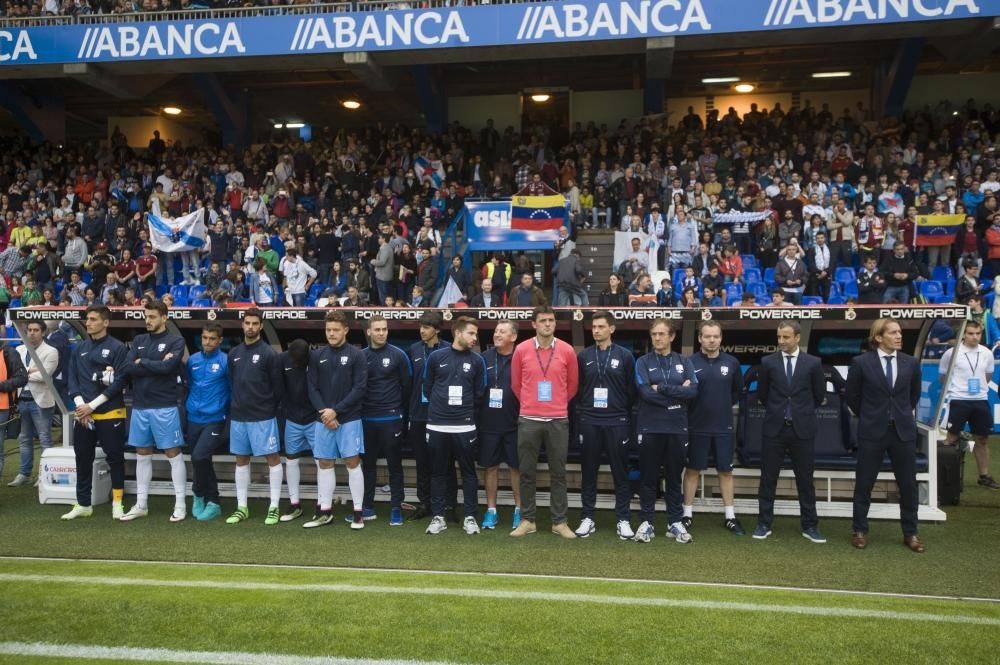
[
  {"left": 307, "top": 343, "right": 368, "bottom": 425},
  {"left": 185, "top": 350, "right": 229, "bottom": 424},
  {"left": 688, "top": 352, "right": 742, "bottom": 434},
  {"left": 635, "top": 351, "right": 698, "bottom": 434},
  {"left": 407, "top": 339, "right": 449, "bottom": 422},
  {"left": 422, "top": 346, "right": 487, "bottom": 428},
  {"left": 576, "top": 344, "right": 635, "bottom": 425},
  {"left": 228, "top": 340, "right": 283, "bottom": 423},
  {"left": 478, "top": 347, "right": 519, "bottom": 433},
  {"left": 363, "top": 343, "right": 412, "bottom": 421},
  {"left": 125, "top": 330, "right": 186, "bottom": 410}
]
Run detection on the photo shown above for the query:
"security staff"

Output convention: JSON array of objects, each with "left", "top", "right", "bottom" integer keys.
[
  {"left": 753, "top": 321, "right": 827, "bottom": 543},
  {"left": 845, "top": 318, "right": 925, "bottom": 553},
  {"left": 574, "top": 310, "right": 636, "bottom": 539},
  {"left": 360, "top": 315, "right": 412, "bottom": 527},
  {"left": 683, "top": 320, "right": 745, "bottom": 535},
  {"left": 62, "top": 305, "right": 128, "bottom": 521},
  {"left": 185, "top": 322, "right": 230, "bottom": 522},
  {"left": 634, "top": 318, "right": 698, "bottom": 544},
  {"left": 120, "top": 299, "right": 187, "bottom": 523},
  {"left": 478, "top": 320, "right": 522, "bottom": 530},
  {"left": 422, "top": 316, "right": 487, "bottom": 535},
  {"left": 278, "top": 339, "right": 316, "bottom": 523}
]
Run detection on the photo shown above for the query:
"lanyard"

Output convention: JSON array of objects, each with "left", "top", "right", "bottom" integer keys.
[
  {"left": 493, "top": 352, "right": 509, "bottom": 388},
  {"left": 534, "top": 340, "right": 556, "bottom": 379},
  {"left": 965, "top": 350, "right": 980, "bottom": 376},
  {"left": 595, "top": 345, "right": 612, "bottom": 386},
  {"left": 654, "top": 353, "right": 672, "bottom": 384}
]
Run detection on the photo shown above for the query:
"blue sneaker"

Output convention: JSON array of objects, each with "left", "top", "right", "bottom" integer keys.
[
  {"left": 511, "top": 507, "right": 521, "bottom": 530},
  {"left": 801, "top": 527, "right": 827, "bottom": 544},
  {"left": 482, "top": 509, "right": 498, "bottom": 530},
  {"left": 389, "top": 507, "right": 403, "bottom": 526},
  {"left": 751, "top": 524, "right": 772, "bottom": 540},
  {"left": 192, "top": 496, "right": 205, "bottom": 520},
  {"left": 198, "top": 502, "right": 221, "bottom": 521},
  {"left": 344, "top": 508, "right": 377, "bottom": 523}
]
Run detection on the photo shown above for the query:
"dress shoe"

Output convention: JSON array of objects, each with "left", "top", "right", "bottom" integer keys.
[
  {"left": 510, "top": 520, "right": 537, "bottom": 537},
  {"left": 903, "top": 535, "right": 926, "bottom": 553},
  {"left": 408, "top": 503, "right": 431, "bottom": 521},
  {"left": 851, "top": 532, "right": 867, "bottom": 549},
  {"left": 551, "top": 522, "right": 577, "bottom": 539}
]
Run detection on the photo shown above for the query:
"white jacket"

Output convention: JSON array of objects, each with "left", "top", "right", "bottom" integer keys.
[{"left": 17, "top": 341, "right": 59, "bottom": 409}]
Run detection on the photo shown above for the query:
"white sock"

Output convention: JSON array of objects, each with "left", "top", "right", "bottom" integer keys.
[
  {"left": 318, "top": 467, "right": 335, "bottom": 511},
  {"left": 235, "top": 464, "right": 250, "bottom": 508},
  {"left": 347, "top": 464, "right": 364, "bottom": 511},
  {"left": 268, "top": 464, "right": 283, "bottom": 510},
  {"left": 724, "top": 505, "right": 736, "bottom": 519},
  {"left": 683, "top": 504, "right": 693, "bottom": 518},
  {"left": 285, "top": 458, "right": 301, "bottom": 505},
  {"left": 168, "top": 454, "right": 186, "bottom": 509},
  {"left": 135, "top": 454, "right": 152, "bottom": 510}
]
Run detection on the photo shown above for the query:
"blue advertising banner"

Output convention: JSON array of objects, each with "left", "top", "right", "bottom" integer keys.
[
  {"left": 0, "top": 0, "right": 994, "bottom": 66},
  {"left": 464, "top": 200, "right": 569, "bottom": 248}
]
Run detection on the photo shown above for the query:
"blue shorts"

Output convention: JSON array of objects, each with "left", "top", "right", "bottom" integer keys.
[
  {"left": 284, "top": 420, "right": 316, "bottom": 455},
  {"left": 478, "top": 430, "right": 519, "bottom": 469},
  {"left": 313, "top": 419, "right": 364, "bottom": 460},
  {"left": 129, "top": 407, "right": 184, "bottom": 450},
  {"left": 230, "top": 418, "right": 280, "bottom": 457},
  {"left": 687, "top": 433, "right": 734, "bottom": 472}
]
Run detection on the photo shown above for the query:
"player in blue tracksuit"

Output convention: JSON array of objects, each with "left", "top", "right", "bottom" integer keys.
[
  {"left": 634, "top": 318, "right": 698, "bottom": 544},
  {"left": 306, "top": 309, "right": 368, "bottom": 529},
  {"left": 684, "top": 320, "right": 745, "bottom": 536},
  {"left": 478, "top": 320, "right": 521, "bottom": 531},
  {"left": 278, "top": 339, "right": 316, "bottom": 524},
  {"left": 120, "top": 299, "right": 188, "bottom": 523},
  {"left": 406, "top": 311, "right": 452, "bottom": 522},
  {"left": 185, "top": 322, "right": 230, "bottom": 522},
  {"left": 226, "top": 308, "right": 285, "bottom": 526},
  {"left": 422, "top": 316, "right": 487, "bottom": 535},
  {"left": 360, "top": 315, "right": 412, "bottom": 527},
  {"left": 61, "top": 305, "right": 130, "bottom": 521},
  {"left": 574, "top": 310, "right": 636, "bottom": 539}
]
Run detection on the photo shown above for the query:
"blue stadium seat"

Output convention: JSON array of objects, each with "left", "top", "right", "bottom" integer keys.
[
  {"left": 802, "top": 295, "right": 823, "bottom": 306},
  {"left": 931, "top": 294, "right": 953, "bottom": 304},
  {"left": 672, "top": 269, "right": 686, "bottom": 286},
  {"left": 932, "top": 265, "right": 955, "bottom": 282},
  {"left": 841, "top": 281, "right": 859, "bottom": 298},
  {"left": 172, "top": 294, "right": 190, "bottom": 307},
  {"left": 741, "top": 255, "right": 758, "bottom": 269},
  {"left": 155, "top": 284, "right": 169, "bottom": 297},
  {"left": 827, "top": 295, "right": 847, "bottom": 305},
  {"left": 169, "top": 285, "right": 188, "bottom": 302},
  {"left": 726, "top": 282, "right": 743, "bottom": 297},
  {"left": 918, "top": 281, "right": 943, "bottom": 299},
  {"left": 189, "top": 284, "right": 207, "bottom": 301},
  {"left": 726, "top": 295, "right": 742, "bottom": 307},
  {"left": 308, "top": 282, "right": 325, "bottom": 299},
  {"left": 744, "top": 268, "right": 762, "bottom": 284},
  {"left": 834, "top": 267, "right": 856, "bottom": 285},
  {"left": 763, "top": 267, "right": 775, "bottom": 284},
  {"left": 829, "top": 281, "right": 842, "bottom": 296},
  {"left": 755, "top": 295, "right": 771, "bottom": 306},
  {"left": 191, "top": 298, "right": 211, "bottom": 307},
  {"left": 748, "top": 282, "right": 768, "bottom": 298},
  {"left": 943, "top": 279, "right": 955, "bottom": 296},
  {"left": 9, "top": 298, "right": 21, "bottom": 309}
]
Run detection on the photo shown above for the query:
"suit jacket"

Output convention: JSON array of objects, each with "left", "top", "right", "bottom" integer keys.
[
  {"left": 845, "top": 350, "right": 921, "bottom": 441},
  {"left": 756, "top": 351, "right": 825, "bottom": 439},
  {"left": 17, "top": 341, "right": 59, "bottom": 409},
  {"left": 469, "top": 292, "right": 502, "bottom": 308}
]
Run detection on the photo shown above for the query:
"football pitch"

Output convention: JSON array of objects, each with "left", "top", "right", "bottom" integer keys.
[{"left": 2, "top": 441, "right": 999, "bottom": 665}]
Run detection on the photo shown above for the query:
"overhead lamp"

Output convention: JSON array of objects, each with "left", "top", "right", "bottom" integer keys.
[
  {"left": 285, "top": 123, "right": 305, "bottom": 129},
  {"left": 163, "top": 107, "right": 182, "bottom": 115},
  {"left": 734, "top": 84, "right": 755, "bottom": 93},
  {"left": 811, "top": 71, "right": 852, "bottom": 79},
  {"left": 342, "top": 100, "right": 361, "bottom": 110},
  {"left": 701, "top": 77, "right": 740, "bottom": 84},
  {"left": 273, "top": 123, "right": 284, "bottom": 129},
  {"left": 530, "top": 94, "right": 551, "bottom": 103}
]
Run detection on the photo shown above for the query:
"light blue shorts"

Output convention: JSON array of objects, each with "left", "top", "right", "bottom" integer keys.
[
  {"left": 284, "top": 420, "right": 315, "bottom": 455},
  {"left": 129, "top": 407, "right": 184, "bottom": 450},
  {"left": 313, "top": 419, "right": 364, "bottom": 460},
  {"left": 230, "top": 418, "right": 280, "bottom": 457}
]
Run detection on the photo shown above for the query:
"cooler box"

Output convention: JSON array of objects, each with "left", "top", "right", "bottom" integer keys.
[{"left": 38, "top": 447, "right": 110, "bottom": 506}]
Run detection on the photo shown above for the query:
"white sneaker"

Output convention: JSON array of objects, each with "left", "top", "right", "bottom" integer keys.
[
  {"left": 668, "top": 521, "right": 693, "bottom": 544},
  {"left": 112, "top": 502, "right": 125, "bottom": 520},
  {"left": 616, "top": 520, "right": 635, "bottom": 540},
  {"left": 169, "top": 506, "right": 186, "bottom": 523},
  {"left": 61, "top": 504, "right": 93, "bottom": 520},
  {"left": 463, "top": 516, "right": 480, "bottom": 535},
  {"left": 635, "top": 520, "right": 654, "bottom": 543},
  {"left": 7, "top": 473, "right": 30, "bottom": 487},
  {"left": 119, "top": 505, "right": 149, "bottom": 522},
  {"left": 425, "top": 516, "right": 447, "bottom": 535},
  {"left": 575, "top": 517, "right": 596, "bottom": 538}
]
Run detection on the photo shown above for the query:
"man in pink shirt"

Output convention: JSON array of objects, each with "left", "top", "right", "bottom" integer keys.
[{"left": 510, "top": 306, "right": 579, "bottom": 539}]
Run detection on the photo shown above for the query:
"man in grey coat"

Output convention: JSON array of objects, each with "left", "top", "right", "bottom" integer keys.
[{"left": 370, "top": 234, "right": 395, "bottom": 305}]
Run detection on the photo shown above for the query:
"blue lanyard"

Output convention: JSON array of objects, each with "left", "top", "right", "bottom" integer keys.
[
  {"left": 654, "top": 353, "right": 672, "bottom": 384},
  {"left": 595, "top": 346, "right": 612, "bottom": 386}
]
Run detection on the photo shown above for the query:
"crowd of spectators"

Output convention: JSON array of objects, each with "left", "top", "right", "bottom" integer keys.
[{"left": 0, "top": 97, "right": 999, "bottom": 341}]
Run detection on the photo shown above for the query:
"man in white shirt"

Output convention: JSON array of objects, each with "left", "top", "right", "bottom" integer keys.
[
  {"left": 8, "top": 321, "right": 59, "bottom": 487},
  {"left": 803, "top": 192, "right": 829, "bottom": 224},
  {"left": 939, "top": 320, "right": 998, "bottom": 489},
  {"left": 280, "top": 248, "right": 317, "bottom": 307},
  {"left": 155, "top": 169, "right": 175, "bottom": 197}
]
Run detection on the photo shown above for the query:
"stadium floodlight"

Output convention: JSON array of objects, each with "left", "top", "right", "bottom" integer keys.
[
  {"left": 530, "top": 94, "right": 551, "bottom": 103},
  {"left": 273, "top": 123, "right": 283, "bottom": 129},
  {"left": 812, "top": 71, "right": 852, "bottom": 79},
  {"left": 342, "top": 100, "right": 362, "bottom": 110},
  {"left": 163, "top": 107, "right": 182, "bottom": 115},
  {"left": 734, "top": 84, "right": 755, "bottom": 93},
  {"left": 701, "top": 77, "right": 740, "bottom": 84},
  {"left": 285, "top": 123, "right": 305, "bottom": 129}
]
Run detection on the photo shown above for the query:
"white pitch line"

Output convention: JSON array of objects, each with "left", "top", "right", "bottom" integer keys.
[
  {"left": 2, "top": 555, "right": 998, "bottom": 605},
  {"left": 2, "top": 573, "right": 999, "bottom": 626},
  {"left": 0, "top": 641, "right": 475, "bottom": 665}
]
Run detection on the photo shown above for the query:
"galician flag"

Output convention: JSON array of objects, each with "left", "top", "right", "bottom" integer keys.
[{"left": 147, "top": 199, "right": 208, "bottom": 253}]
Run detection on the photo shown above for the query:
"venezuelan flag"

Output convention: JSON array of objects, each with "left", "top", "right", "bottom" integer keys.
[
  {"left": 510, "top": 194, "right": 567, "bottom": 231},
  {"left": 915, "top": 214, "right": 964, "bottom": 247}
]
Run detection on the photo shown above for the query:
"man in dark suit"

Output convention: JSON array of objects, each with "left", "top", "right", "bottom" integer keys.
[
  {"left": 753, "top": 321, "right": 827, "bottom": 543},
  {"left": 469, "top": 278, "right": 502, "bottom": 308},
  {"left": 846, "top": 318, "right": 925, "bottom": 553}
]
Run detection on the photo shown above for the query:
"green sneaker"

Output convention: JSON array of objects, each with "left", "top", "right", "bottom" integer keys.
[
  {"left": 264, "top": 506, "right": 280, "bottom": 526},
  {"left": 226, "top": 507, "right": 249, "bottom": 524},
  {"left": 192, "top": 495, "right": 205, "bottom": 520}
]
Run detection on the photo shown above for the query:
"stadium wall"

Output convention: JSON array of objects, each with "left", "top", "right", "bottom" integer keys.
[{"left": 107, "top": 116, "right": 202, "bottom": 149}]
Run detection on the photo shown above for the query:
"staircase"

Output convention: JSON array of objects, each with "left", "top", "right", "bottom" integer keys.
[{"left": 576, "top": 229, "right": 617, "bottom": 302}]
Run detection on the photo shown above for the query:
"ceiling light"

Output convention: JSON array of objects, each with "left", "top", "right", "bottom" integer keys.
[
  {"left": 285, "top": 123, "right": 305, "bottom": 129},
  {"left": 530, "top": 94, "right": 551, "bottom": 103},
  {"left": 734, "top": 84, "right": 755, "bottom": 93},
  {"left": 342, "top": 100, "right": 361, "bottom": 110},
  {"left": 273, "top": 123, "right": 283, "bottom": 129},
  {"left": 701, "top": 77, "right": 740, "bottom": 84},
  {"left": 811, "top": 71, "right": 852, "bottom": 79},
  {"left": 163, "top": 107, "right": 182, "bottom": 115}
]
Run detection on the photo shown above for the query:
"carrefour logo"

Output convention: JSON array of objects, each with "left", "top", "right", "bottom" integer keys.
[
  {"left": 763, "top": 0, "right": 980, "bottom": 26},
  {"left": 76, "top": 22, "right": 245, "bottom": 59},
  {"left": 0, "top": 30, "right": 36, "bottom": 62}
]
